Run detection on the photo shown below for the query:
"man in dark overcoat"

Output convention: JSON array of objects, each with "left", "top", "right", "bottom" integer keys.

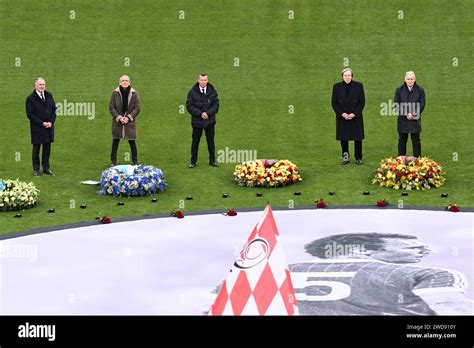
[
  {"left": 331, "top": 68, "right": 366, "bottom": 165},
  {"left": 394, "top": 71, "right": 425, "bottom": 158},
  {"left": 25, "top": 77, "right": 57, "bottom": 176}
]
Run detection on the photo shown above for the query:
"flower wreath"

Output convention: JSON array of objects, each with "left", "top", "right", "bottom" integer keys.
[
  {"left": 99, "top": 165, "right": 166, "bottom": 197},
  {"left": 0, "top": 179, "right": 39, "bottom": 211},
  {"left": 372, "top": 156, "right": 445, "bottom": 190},
  {"left": 234, "top": 159, "right": 302, "bottom": 188}
]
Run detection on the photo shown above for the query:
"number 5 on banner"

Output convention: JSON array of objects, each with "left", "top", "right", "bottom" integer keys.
[{"left": 291, "top": 272, "right": 356, "bottom": 301}]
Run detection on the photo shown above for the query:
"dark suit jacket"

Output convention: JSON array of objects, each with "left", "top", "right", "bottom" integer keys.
[
  {"left": 331, "top": 81, "right": 365, "bottom": 141},
  {"left": 25, "top": 90, "right": 57, "bottom": 144},
  {"left": 394, "top": 82, "right": 425, "bottom": 133},
  {"left": 186, "top": 82, "right": 219, "bottom": 128}
]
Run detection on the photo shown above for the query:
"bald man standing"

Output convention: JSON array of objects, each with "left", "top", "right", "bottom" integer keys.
[
  {"left": 109, "top": 75, "right": 141, "bottom": 166},
  {"left": 26, "top": 77, "right": 57, "bottom": 176}
]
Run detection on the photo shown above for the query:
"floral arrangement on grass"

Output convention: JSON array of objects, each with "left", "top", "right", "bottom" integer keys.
[
  {"left": 224, "top": 208, "right": 237, "bottom": 216},
  {"left": 0, "top": 179, "right": 39, "bottom": 212},
  {"left": 96, "top": 215, "right": 112, "bottom": 224},
  {"left": 171, "top": 210, "right": 184, "bottom": 218},
  {"left": 446, "top": 203, "right": 460, "bottom": 213},
  {"left": 234, "top": 159, "right": 302, "bottom": 188},
  {"left": 99, "top": 165, "right": 166, "bottom": 197},
  {"left": 315, "top": 199, "right": 327, "bottom": 208},
  {"left": 376, "top": 198, "right": 389, "bottom": 207},
  {"left": 372, "top": 156, "right": 445, "bottom": 190}
]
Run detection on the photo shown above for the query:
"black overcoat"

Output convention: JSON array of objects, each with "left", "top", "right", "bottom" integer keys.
[
  {"left": 331, "top": 81, "right": 365, "bottom": 141},
  {"left": 394, "top": 82, "right": 425, "bottom": 134},
  {"left": 25, "top": 90, "right": 57, "bottom": 144}
]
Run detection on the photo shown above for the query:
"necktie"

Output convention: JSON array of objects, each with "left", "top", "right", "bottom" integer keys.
[{"left": 41, "top": 93, "right": 45, "bottom": 101}]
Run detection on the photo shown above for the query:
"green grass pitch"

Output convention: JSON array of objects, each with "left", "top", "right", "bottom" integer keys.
[{"left": 0, "top": 0, "right": 473, "bottom": 235}]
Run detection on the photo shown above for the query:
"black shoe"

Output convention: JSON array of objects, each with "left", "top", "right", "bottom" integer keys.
[
  {"left": 43, "top": 169, "right": 55, "bottom": 176},
  {"left": 188, "top": 163, "right": 196, "bottom": 168},
  {"left": 110, "top": 162, "right": 116, "bottom": 167},
  {"left": 33, "top": 170, "right": 40, "bottom": 177},
  {"left": 340, "top": 159, "right": 350, "bottom": 165},
  {"left": 132, "top": 161, "right": 138, "bottom": 165},
  {"left": 209, "top": 162, "right": 218, "bottom": 167},
  {"left": 356, "top": 159, "right": 363, "bottom": 165}
]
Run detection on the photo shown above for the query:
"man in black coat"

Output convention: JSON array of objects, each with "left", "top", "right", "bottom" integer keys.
[
  {"left": 186, "top": 73, "right": 219, "bottom": 168},
  {"left": 331, "top": 68, "right": 366, "bottom": 165},
  {"left": 25, "top": 77, "right": 57, "bottom": 176},
  {"left": 394, "top": 71, "right": 426, "bottom": 158}
]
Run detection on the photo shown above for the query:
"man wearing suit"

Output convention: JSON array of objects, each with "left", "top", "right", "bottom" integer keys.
[
  {"left": 186, "top": 73, "right": 219, "bottom": 168},
  {"left": 331, "top": 68, "right": 366, "bottom": 165},
  {"left": 109, "top": 75, "right": 141, "bottom": 167},
  {"left": 394, "top": 71, "right": 426, "bottom": 158},
  {"left": 25, "top": 77, "right": 57, "bottom": 176}
]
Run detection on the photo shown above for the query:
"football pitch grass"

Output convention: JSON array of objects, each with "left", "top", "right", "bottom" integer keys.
[{"left": 0, "top": 0, "right": 473, "bottom": 235}]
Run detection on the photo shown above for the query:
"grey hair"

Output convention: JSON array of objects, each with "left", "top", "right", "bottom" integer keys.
[
  {"left": 341, "top": 68, "right": 353, "bottom": 76},
  {"left": 405, "top": 71, "right": 416, "bottom": 77},
  {"left": 35, "top": 77, "right": 45, "bottom": 82}
]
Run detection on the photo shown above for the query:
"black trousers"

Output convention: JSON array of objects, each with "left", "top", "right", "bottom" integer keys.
[
  {"left": 191, "top": 125, "right": 215, "bottom": 164},
  {"left": 32, "top": 142, "right": 51, "bottom": 171},
  {"left": 340, "top": 140, "right": 362, "bottom": 160},
  {"left": 111, "top": 139, "right": 138, "bottom": 163},
  {"left": 398, "top": 132, "right": 421, "bottom": 157}
]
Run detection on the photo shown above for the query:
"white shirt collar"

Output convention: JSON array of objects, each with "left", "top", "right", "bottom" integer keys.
[{"left": 36, "top": 90, "right": 45, "bottom": 98}]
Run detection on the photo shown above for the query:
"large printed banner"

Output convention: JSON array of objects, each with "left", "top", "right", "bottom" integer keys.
[
  {"left": 209, "top": 205, "right": 299, "bottom": 315},
  {"left": 0, "top": 208, "right": 472, "bottom": 315}
]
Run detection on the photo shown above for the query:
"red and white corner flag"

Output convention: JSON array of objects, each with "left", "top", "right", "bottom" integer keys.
[{"left": 209, "top": 205, "right": 299, "bottom": 315}]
